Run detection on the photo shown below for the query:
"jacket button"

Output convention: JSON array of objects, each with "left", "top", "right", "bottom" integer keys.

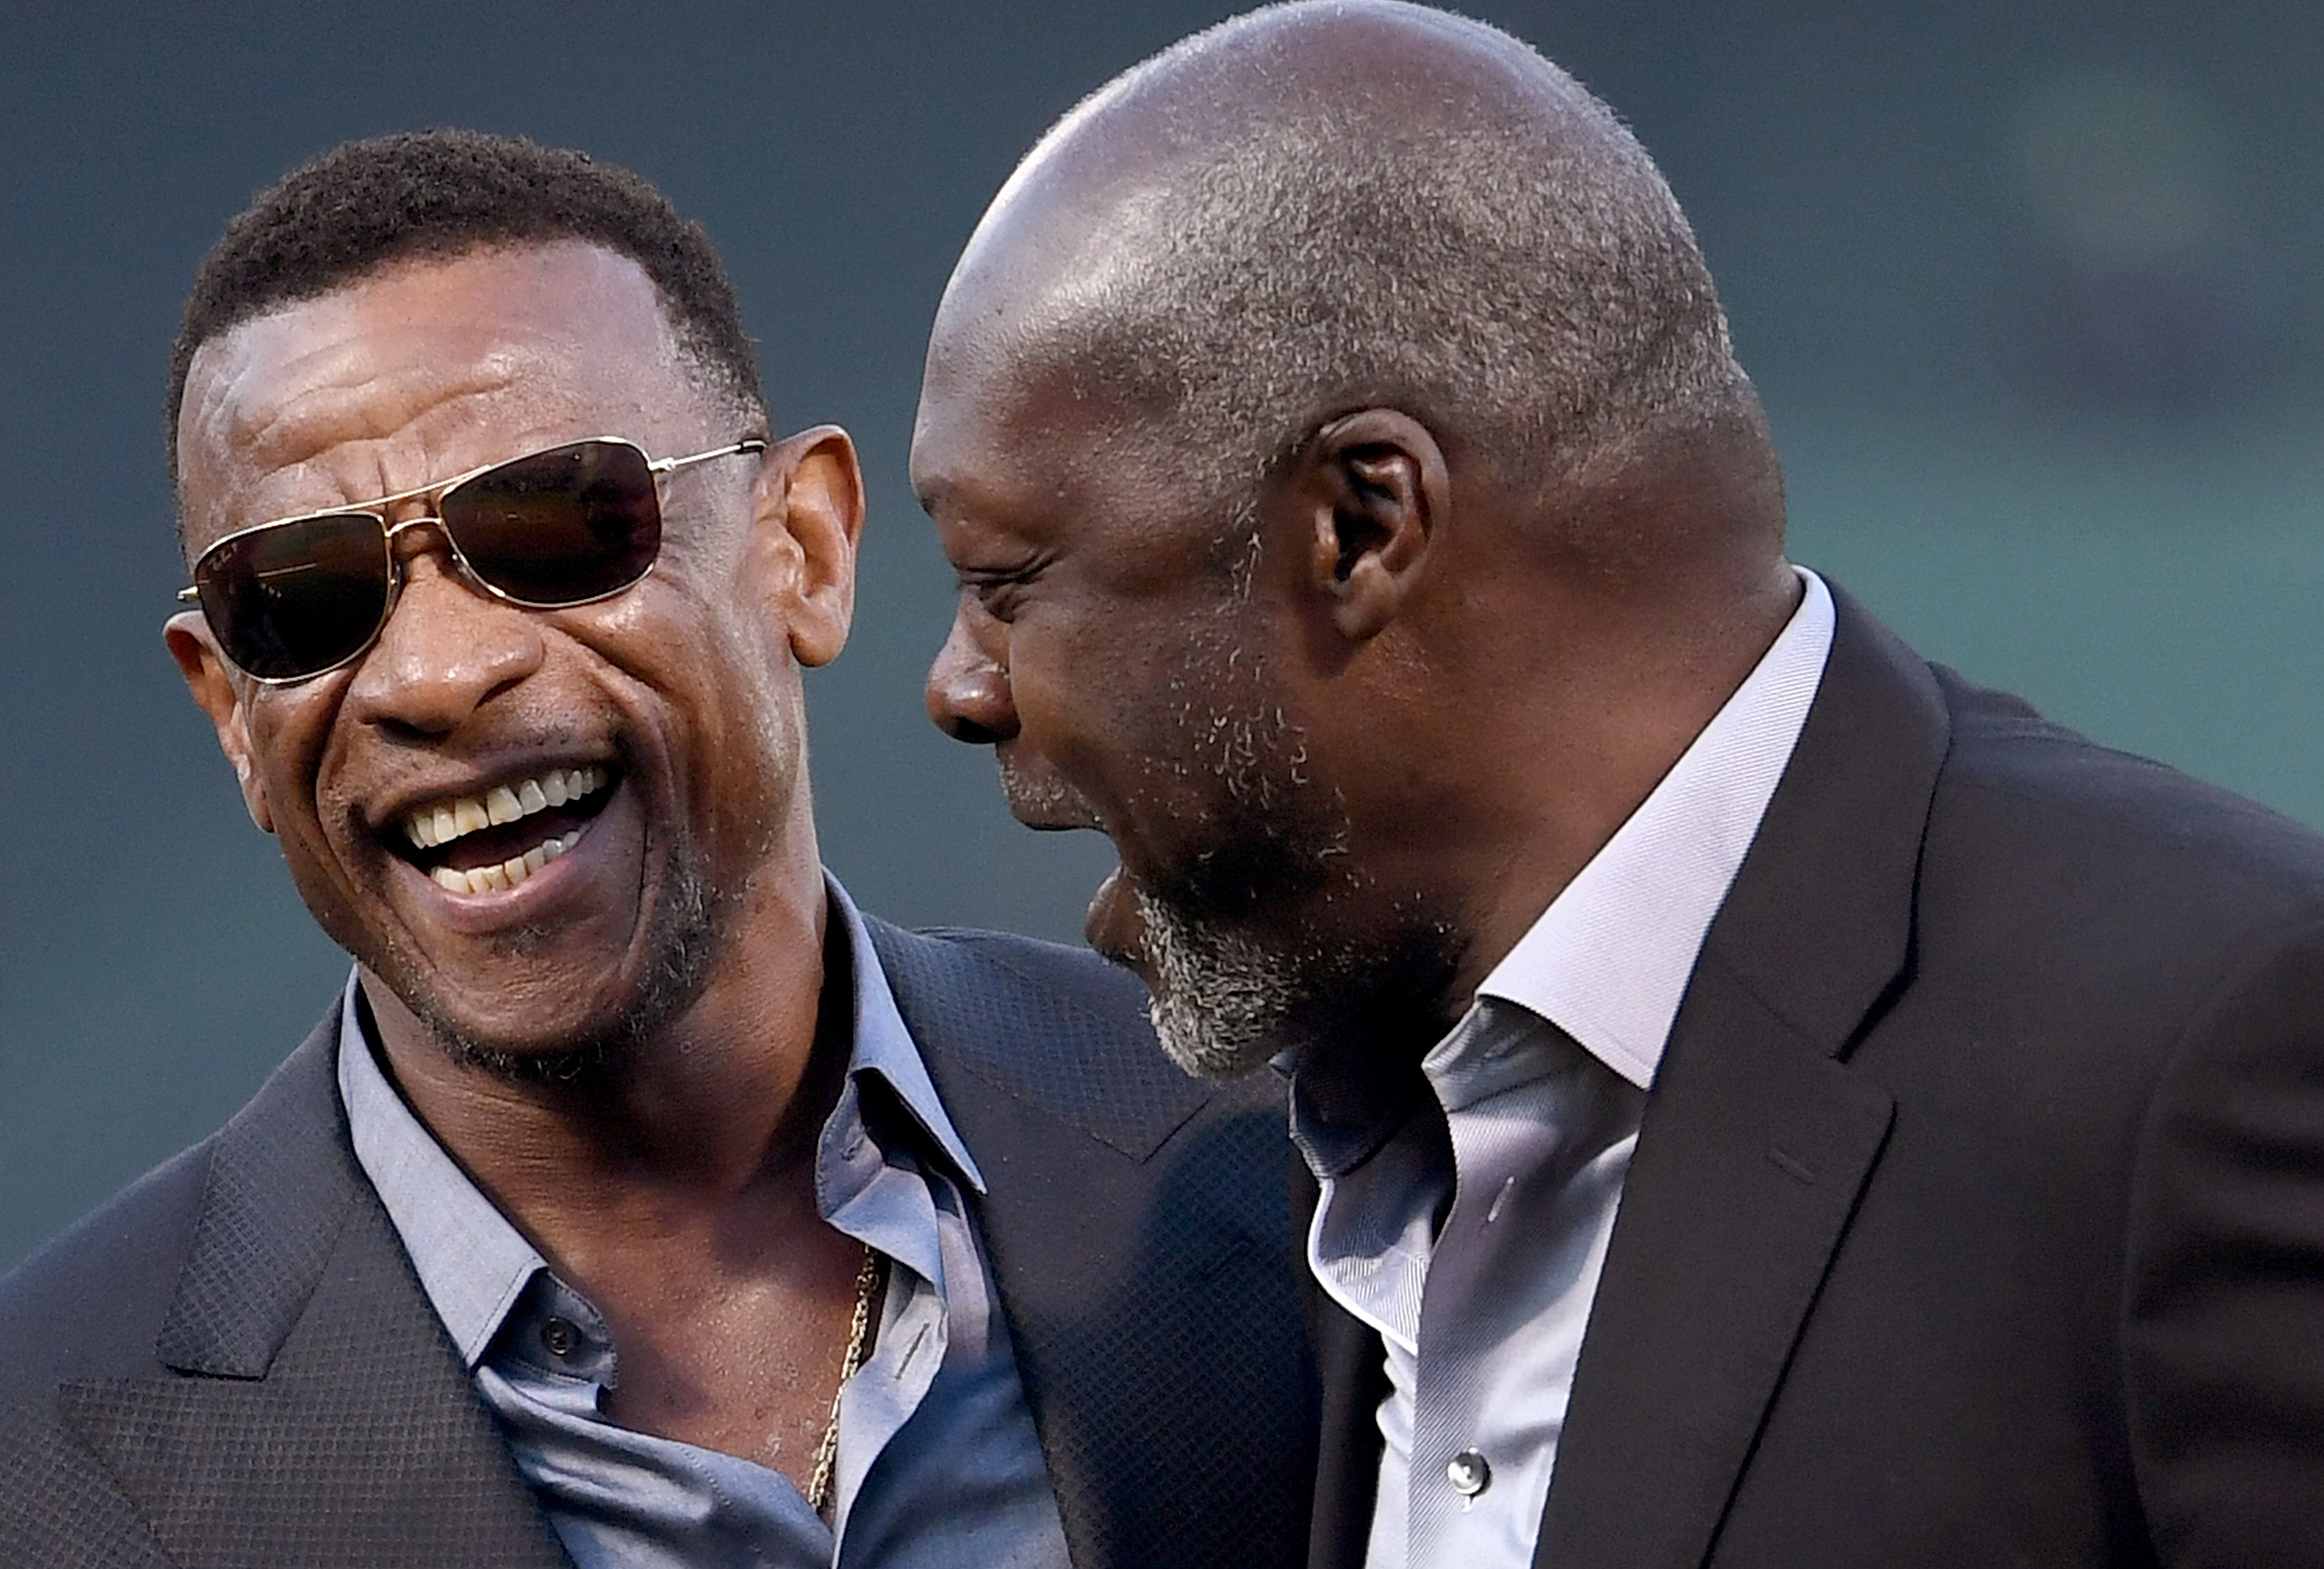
[{"left": 1447, "top": 1449, "right": 1491, "bottom": 1497}]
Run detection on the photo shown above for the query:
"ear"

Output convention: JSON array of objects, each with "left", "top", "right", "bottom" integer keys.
[
  {"left": 753, "top": 425, "right": 864, "bottom": 669},
  {"left": 165, "top": 610, "right": 273, "bottom": 834},
  {"left": 1288, "top": 408, "right": 1449, "bottom": 642}
]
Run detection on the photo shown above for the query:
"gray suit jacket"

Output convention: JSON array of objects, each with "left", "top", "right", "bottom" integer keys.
[{"left": 0, "top": 921, "right": 1318, "bottom": 1568}]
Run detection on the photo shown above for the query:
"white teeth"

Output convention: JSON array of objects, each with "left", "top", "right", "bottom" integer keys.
[
  {"left": 401, "top": 766, "right": 607, "bottom": 854},
  {"left": 428, "top": 829, "right": 583, "bottom": 896}
]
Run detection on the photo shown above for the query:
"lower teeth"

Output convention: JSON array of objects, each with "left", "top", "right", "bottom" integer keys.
[{"left": 431, "top": 828, "right": 583, "bottom": 895}]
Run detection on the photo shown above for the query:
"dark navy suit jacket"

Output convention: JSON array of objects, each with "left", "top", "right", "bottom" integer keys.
[{"left": 0, "top": 922, "right": 1318, "bottom": 1569}]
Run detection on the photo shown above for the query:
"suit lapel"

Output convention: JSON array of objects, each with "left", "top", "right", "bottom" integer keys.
[
  {"left": 63, "top": 1018, "right": 569, "bottom": 1569},
  {"left": 868, "top": 919, "right": 1318, "bottom": 1569},
  {"left": 1535, "top": 588, "right": 1948, "bottom": 1569}
]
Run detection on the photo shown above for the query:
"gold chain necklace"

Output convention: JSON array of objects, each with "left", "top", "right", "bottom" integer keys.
[{"left": 806, "top": 1244, "right": 886, "bottom": 1519}]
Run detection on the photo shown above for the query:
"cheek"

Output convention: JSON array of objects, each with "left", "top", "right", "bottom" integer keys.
[
  {"left": 242, "top": 688, "right": 346, "bottom": 834},
  {"left": 238, "top": 688, "right": 387, "bottom": 955},
  {"left": 673, "top": 604, "right": 810, "bottom": 858},
  {"left": 1013, "top": 612, "right": 1219, "bottom": 803}
]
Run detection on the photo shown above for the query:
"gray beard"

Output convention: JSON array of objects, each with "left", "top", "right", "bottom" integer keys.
[
  {"left": 1129, "top": 522, "right": 1462, "bottom": 1079},
  {"left": 1136, "top": 885, "right": 1312, "bottom": 1078},
  {"left": 1133, "top": 880, "right": 1463, "bottom": 1082}
]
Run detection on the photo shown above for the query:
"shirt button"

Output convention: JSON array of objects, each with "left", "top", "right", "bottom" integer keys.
[
  {"left": 1447, "top": 1448, "right": 1492, "bottom": 1498},
  {"left": 540, "top": 1317, "right": 582, "bottom": 1359}
]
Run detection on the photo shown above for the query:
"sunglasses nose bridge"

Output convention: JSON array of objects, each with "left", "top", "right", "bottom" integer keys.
[
  {"left": 373, "top": 511, "right": 472, "bottom": 609},
  {"left": 380, "top": 508, "right": 449, "bottom": 552},
  {"left": 382, "top": 509, "right": 535, "bottom": 622},
  {"left": 380, "top": 510, "right": 473, "bottom": 583}
]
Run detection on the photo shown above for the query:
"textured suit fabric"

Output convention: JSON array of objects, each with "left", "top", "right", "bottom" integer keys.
[
  {"left": 0, "top": 923, "right": 1317, "bottom": 1569},
  {"left": 1308, "top": 585, "right": 2324, "bottom": 1569}
]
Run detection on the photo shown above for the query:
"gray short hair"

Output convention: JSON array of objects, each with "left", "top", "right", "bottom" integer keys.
[{"left": 1019, "top": 2, "right": 1753, "bottom": 510}]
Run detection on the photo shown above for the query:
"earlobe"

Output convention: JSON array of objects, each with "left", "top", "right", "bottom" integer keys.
[
  {"left": 165, "top": 611, "right": 273, "bottom": 834},
  {"left": 755, "top": 425, "right": 864, "bottom": 669},
  {"left": 1298, "top": 408, "right": 1449, "bottom": 642}
]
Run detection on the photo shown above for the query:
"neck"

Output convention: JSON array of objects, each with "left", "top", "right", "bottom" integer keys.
[{"left": 1403, "top": 559, "right": 1803, "bottom": 1008}]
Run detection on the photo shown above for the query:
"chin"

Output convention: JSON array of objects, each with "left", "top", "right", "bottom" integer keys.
[
  {"left": 1132, "top": 884, "right": 1344, "bottom": 1080},
  {"left": 370, "top": 840, "right": 726, "bottom": 1086},
  {"left": 1131, "top": 879, "right": 1466, "bottom": 1082},
  {"left": 431, "top": 1028, "right": 621, "bottom": 1086}
]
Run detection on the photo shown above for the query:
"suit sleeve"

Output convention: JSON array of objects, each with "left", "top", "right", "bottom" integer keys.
[{"left": 2124, "top": 917, "right": 2324, "bottom": 1568}]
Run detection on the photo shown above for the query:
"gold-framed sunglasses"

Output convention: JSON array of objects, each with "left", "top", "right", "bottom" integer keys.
[{"left": 179, "top": 435, "right": 766, "bottom": 683}]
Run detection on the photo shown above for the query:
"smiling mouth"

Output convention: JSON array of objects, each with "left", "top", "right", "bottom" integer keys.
[{"left": 397, "top": 764, "right": 615, "bottom": 895}]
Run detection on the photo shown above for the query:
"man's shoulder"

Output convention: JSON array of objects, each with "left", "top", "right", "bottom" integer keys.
[
  {"left": 0, "top": 1014, "right": 347, "bottom": 1407},
  {"left": 1929, "top": 662, "right": 2324, "bottom": 917},
  {"left": 861, "top": 918, "right": 1273, "bottom": 1163},
  {"left": 869, "top": 919, "right": 1150, "bottom": 1020},
  {"left": 0, "top": 1140, "right": 214, "bottom": 1402}
]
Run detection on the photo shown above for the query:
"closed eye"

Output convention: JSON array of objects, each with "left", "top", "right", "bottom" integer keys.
[{"left": 954, "top": 563, "right": 1042, "bottom": 621}]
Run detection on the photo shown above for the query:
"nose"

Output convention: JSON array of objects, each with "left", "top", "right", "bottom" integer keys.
[
  {"left": 926, "top": 608, "right": 1018, "bottom": 744},
  {"left": 344, "top": 525, "right": 545, "bottom": 737}
]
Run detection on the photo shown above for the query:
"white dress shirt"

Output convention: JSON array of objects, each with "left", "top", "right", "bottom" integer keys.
[{"left": 1293, "top": 568, "right": 1836, "bottom": 1569}]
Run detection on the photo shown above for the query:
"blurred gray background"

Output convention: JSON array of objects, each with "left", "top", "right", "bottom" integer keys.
[{"left": 4, "top": 0, "right": 2320, "bottom": 1269}]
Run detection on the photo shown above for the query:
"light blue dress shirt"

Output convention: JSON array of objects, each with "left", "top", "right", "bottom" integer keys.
[
  {"left": 1294, "top": 569, "right": 1836, "bottom": 1569},
  {"left": 338, "top": 878, "right": 1071, "bottom": 1569}
]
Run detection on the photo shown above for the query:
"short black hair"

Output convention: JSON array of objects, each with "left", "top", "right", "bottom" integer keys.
[{"left": 167, "top": 128, "right": 765, "bottom": 485}]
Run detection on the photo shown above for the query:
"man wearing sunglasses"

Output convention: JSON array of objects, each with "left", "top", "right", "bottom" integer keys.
[{"left": 0, "top": 131, "right": 1315, "bottom": 1567}]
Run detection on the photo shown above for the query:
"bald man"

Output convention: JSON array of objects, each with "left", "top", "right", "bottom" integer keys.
[{"left": 911, "top": 4, "right": 2324, "bottom": 1567}]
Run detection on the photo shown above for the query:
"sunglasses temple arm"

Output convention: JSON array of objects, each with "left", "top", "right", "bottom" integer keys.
[{"left": 650, "top": 436, "right": 768, "bottom": 476}]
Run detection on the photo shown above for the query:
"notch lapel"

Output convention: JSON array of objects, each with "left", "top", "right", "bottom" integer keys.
[
  {"left": 1535, "top": 588, "right": 1951, "bottom": 1569},
  {"left": 63, "top": 1020, "right": 569, "bottom": 1569}
]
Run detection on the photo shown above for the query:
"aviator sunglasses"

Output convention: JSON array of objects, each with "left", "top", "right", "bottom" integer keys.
[{"left": 180, "top": 435, "right": 766, "bottom": 683}]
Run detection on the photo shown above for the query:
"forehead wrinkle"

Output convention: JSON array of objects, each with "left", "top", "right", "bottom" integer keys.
[
  {"left": 223, "top": 335, "right": 556, "bottom": 470},
  {"left": 187, "top": 240, "right": 693, "bottom": 494},
  {"left": 198, "top": 353, "right": 626, "bottom": 542}
]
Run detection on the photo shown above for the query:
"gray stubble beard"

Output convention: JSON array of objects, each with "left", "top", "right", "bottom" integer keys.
[
  {"left": 1135, "top": 883, "right": 1317, "bottom": 1079},
  {"left": 1125, "top": 515, "right": 1465, "bottom": 1082},
  {"left": 1133, "top": 872, "right": 1466, "bottom": 1083}
]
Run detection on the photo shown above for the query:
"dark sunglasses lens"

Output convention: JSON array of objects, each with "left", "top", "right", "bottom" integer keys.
[
  {"left": 442, "top": 439, "right": 660, "bottom": 604},
  {"left": 195, "top": 514, "right": 391, "bottom": 680}
]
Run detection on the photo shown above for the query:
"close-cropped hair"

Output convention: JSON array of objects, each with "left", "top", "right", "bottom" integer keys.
[
  {"left": 1022, "top": 2, "right": 1755, "bottom": 511},
  {"left": 167, "top": 129, "right": 764, "bottom": 490}
]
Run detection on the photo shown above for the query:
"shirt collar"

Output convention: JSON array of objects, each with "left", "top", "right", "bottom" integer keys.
[
  {"left": 338, "top": 979, "right": 541, "bottom": 1368},
  {"left": 338, "top": 872, "right": 982, "bottom": 1368},
  {"left": 1474, "top": 567, "right": 1834, "bottom": 1089},
  {"left": 827, "top": 875, "right": 985, "bottom": 1194}
]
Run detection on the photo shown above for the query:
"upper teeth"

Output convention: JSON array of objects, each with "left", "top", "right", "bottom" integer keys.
[{"left": 403, "top": 764, "right": 607, "bottom": 851}]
